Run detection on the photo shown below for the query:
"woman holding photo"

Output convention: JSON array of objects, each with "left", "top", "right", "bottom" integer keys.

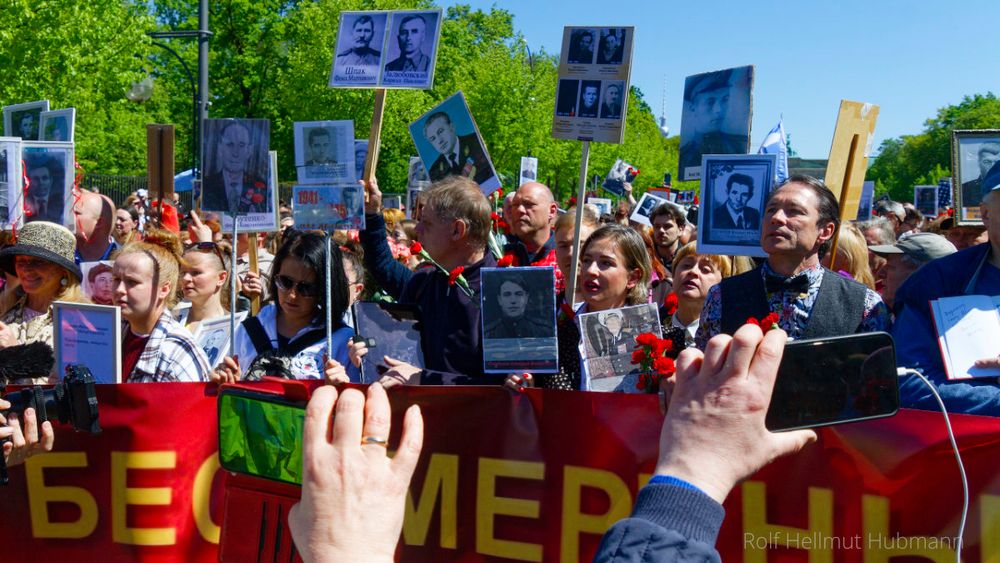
[
  {"left": 211, "top": 231, "right": 358, "bottom": 383},
  {"left": 113, "top": 229, "right": 211, "bottom": 382}
]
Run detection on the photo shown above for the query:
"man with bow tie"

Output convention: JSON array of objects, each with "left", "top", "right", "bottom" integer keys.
[{"left": 696, "top": 175, "right": 889, "bottom": 348}]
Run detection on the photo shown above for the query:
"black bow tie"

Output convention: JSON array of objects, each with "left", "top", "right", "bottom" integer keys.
[{"left": 764, "top": 274, "right": 811, "bottom": 294}]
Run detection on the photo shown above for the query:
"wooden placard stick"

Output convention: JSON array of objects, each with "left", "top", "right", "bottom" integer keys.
[
  {"left": 564, "top": 141, "right": 592, "bottom": 301},
  {"left": 822, "top": 100, "right": 879, "bottom": 268},
  {"left": 146, "top": 124, "right": 175, "bottom": 228},
  {"left": 248, "top": 241, "right": 260, "bottom": 315},
  {"left": 363, "top": 88, "right": 387, "bottom": 187}
]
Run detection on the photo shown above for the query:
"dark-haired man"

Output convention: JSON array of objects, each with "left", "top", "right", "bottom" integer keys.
[
  {"left": 335, "top": 15, "right": 381, "bottom": 67},
  {"left": 712, "top": 173, "right": 759, "bottom": 230},
  {"left": 696, "top": 175, "right": 889, "bottom": 347},
  {"left": 385, "top": 15, "right": 429, "bottom": 72}
]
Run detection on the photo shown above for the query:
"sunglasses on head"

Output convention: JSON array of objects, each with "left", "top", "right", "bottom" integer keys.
[
  {"left": 185, "top": 241, "right": 227, "bottom": 267},
  {"left": 274, "top": 274, "right": 319, "bottom": 298}
]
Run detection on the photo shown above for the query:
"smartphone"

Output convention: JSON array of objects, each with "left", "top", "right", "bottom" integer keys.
[
  {"left": 218, "top": 388, "right": 306, "bottom": 485},
  {"left": 766, "top": 332, "right": 899, "bottom": 432}
]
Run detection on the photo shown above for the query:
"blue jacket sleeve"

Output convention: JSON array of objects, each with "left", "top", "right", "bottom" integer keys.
[
  {"left": 359, "top": 212, "right": 413, "bottom": 300},
  {"left": 594, "top": 483, "right": 724, "bottom": 562},
  {"left": 893, "top": 304, "right": 1000, "bottom": 416}
]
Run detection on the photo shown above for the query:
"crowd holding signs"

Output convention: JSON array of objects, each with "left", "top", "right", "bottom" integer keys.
[{"left": 1, "top": 9, "right": 1000, "bottom": 562}]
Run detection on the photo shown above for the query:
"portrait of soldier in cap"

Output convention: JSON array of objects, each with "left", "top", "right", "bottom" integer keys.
[{"left": 678, "top": 66, "right": 754, "bottom": 180}]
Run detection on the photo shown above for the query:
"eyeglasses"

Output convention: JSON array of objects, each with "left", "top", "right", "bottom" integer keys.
[
  {"left": 185, "top": 241, "right": 227, "bottom": 268},
  {"left": 275, "top": 274, "right": 319, "bottom": 298}
]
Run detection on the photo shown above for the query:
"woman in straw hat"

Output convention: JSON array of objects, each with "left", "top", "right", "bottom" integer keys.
[{"left": 0, "top": 221, "right": 91, "bottom": 384}]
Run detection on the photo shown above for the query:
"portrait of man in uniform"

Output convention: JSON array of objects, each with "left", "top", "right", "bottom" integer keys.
[
  {"left": 422, "top": 111, "right": 491, "bottom": 185},
  {"left": 960, "top": 141, "right": 1000, "bottom": 209},
  {"left": 385, "top": 14, "right": 430, "bottom": 72},
  {"left": 483, "top": 273, "right": 551, "bottom": 339},
  {"left": 600, "top": 81, "right": 624, "bottom": 119},
  {"left": 678, "top": 66, "right": 753, "bottom": 180},
  {"left": 335, "top": 15, "right": 381, "bottom": 67}
]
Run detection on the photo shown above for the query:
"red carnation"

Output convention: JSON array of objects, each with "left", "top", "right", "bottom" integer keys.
[
  {"left": 251, "top": 193, "right": 264, "bottom": 204},
  {"left": 635, "top": 373, "right": 648, "bottom": 391},
  {"left": 497, "top": 255, "right": 514, "bottom": 267},
  {"left": 635, "top": 332, "right": 657, "bottom": 347},
  {"left": 491, "top": 212, "right": 500, "bottom": 221},
  {"left": 568, "top": 196, "right": 577, "bottom": 206},
  {"left": 662, "top": 292, "right": 679, "bottom": 316},
  {"left": 653, "top": 356, "right": 675, "bottom": 376},
  {"left": 409, "top": 241, "right": 423, "bottom": 254},
  {"left": 448, "top": 266, "right": 465, "bottom": 285},
  {"left": 652, "top": 338, "right": 673, "bottom": 357},
  {"left": 746, "top": 316, "right": 760, "bottom": 326},
  {"left": 631, "top": 349, "right": 646, "bottom": 365},
  {"left": 762, "top": 312, "right": 780, "bottom": 328}
]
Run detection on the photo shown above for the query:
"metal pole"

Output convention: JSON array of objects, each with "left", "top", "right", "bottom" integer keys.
[
  {"left": 565, "top": 141, "right": 591, "bottom": 302},
  {"left": 197, "top": 0, "right": 209, "bottom": 179},
  {"left": 230, "top": 214, "right": 238, "bottom": 369},
  {"left": 325, "top": 233, "right": 333, "bottom": 360}
]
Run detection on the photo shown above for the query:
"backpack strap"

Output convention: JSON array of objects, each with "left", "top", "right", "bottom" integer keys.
[
  {"left": 285, "top": 329, "right": 327, "bottom": 356},
  {"left": 242, "top": 316, "right": 274, "bottom": 355}
]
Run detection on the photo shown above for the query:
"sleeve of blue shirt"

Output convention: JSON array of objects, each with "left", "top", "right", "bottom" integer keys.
[
  {"left": 359, "top": 212, "right": 413, "bottom": 301},
  {"left": 893, "top": 305, "right": 1000, "bottom": 417}
]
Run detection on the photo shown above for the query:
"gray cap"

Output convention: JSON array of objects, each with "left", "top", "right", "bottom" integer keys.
[{"left": 869, "top": 232, "right": 956, "bottom": 263}]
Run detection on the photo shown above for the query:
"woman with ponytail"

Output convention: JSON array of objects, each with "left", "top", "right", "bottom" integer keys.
[{"left": 113, "top": 228, "right": 211, "bottom": 382}]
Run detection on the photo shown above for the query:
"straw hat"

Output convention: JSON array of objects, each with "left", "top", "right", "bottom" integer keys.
[{"left": 0, "top": 221, "right": 82, "bottom": 281}]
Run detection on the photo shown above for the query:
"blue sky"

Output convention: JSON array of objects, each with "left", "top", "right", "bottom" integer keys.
[{"left": 441, "top": 0, "right": 999, "bottom": 158}]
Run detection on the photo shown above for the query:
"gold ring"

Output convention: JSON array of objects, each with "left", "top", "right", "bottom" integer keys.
[{"left": 362, "top": 436, "right": 388, "bottom": 446}]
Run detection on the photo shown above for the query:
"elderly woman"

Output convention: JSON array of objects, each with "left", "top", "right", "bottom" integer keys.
[{"left": 0, "top": 222, "right": 91, "bottom": 383}]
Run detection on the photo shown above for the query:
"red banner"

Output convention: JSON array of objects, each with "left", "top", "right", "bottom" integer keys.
[{"left": 1, "top": 384, "right": 999, "bottom": 562}]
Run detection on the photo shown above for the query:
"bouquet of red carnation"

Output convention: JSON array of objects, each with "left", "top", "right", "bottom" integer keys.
[{"left": 631, "top": 332, "right": 676, "bottom": 393}]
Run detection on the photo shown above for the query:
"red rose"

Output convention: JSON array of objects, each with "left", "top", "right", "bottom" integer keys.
[
  {"left": 448, "top": 266, "right": 465, "bottom": 285},
  {"left": 409, "top": 242, "right": 423, "bottom": 255},
  {"left": 635, "top": 332, "right": 658, "bottom": 347},
  {"left": 663, "top": 292, "right": 679, "bottom": 316},
  {"left": 653, "top": 356, "right": 675, "bottom": 376},
  {"left": 497, "top": 255, "right": 514, "bottom": 268},
  {"left": 251, "top": 193, "right": 264, "bottom": 204}
]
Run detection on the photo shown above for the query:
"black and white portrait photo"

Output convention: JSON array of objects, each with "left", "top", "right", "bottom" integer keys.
[
  {"left": 40, "top": 108, "right": 75, "bottom": 142},
  {"left": 696, "top": 154, "right": 777, "bottom": 257},
  {"left": 602, "top": 158, "right": 635, "bottom": 196},
  {"left": 596, "top": 28, "right": 626, "bottom": 65},
  {"left": 193, "top": 313, "right": 245, "bottom": 370},
  {"left": 914, "top": 185, "right": 938, "bottom": 217},
  {"left": 201, "top": 118, "right": 271, "bottom": 215},
  {"left": 354, "top": 139, "right": 369, "bottom": 181},
  {"left": 407, "top": 156, "right": 429, "bottom": 189},
  {"left": 555, "top": 79, "right": 580, "bottom": 117},
  {"left": 628, "top": 192, "right": 667, "bottom": 227},
  {"left": 481, "top": 267, "right": 557, "bottom": 373},
  {"left": 678, "top": 66, "right": 754, "bottom": 181},
  {"left": 329, "top": 12, "right": 388, "bottom": 87},
  {"left": 0, "top": 138, "right": 19, "bottom": 229},
  {"left": 408, "top": 91, "right": 499, "bottom": 194},
  {"left": 380, "top": 10, "right": 442, "bottom": 89},
  {"left": 519, "top": 156, "right": 538, "bottom": 186},
  {"left": 3, "top": 100, "right": 50, "bottom": 141},
  {"left": 578, "top": 303, "right": 661, "bottom": 392},
  {"left": 577, "top": 80, "right": 601, "bottom": 118},
  {"left": 21, "top": 142, "right": 73, "bottom": 226},
  {"left": 294, "top": 120, "right": 354, "bottom": 184},
  {"left": 566, "top": 28, "right": 596, "bottom": 64},
  {"left": 952, "top": 130, "right": 1000, "bottom": 224},
  {"left": 600, "top": 81, "right": 624, "bottom": 119}
]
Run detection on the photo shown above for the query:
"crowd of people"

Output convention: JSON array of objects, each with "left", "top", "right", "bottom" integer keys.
[{"left": 1, "top": 163, "right": 998, "bottom": 557}]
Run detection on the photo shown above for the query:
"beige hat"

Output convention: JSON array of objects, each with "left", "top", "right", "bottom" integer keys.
[{"left": 0, "top": 221, "right": 82, "bottom": 280}]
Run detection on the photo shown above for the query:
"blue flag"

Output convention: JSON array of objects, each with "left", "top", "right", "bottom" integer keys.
[{"left": 758, "top": 118, "right": 789, "bottom": 184}]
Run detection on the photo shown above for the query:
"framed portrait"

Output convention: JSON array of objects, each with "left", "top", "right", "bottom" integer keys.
[
  {"left": 383, "top": 195, "right": 401, "bottom": 209},
  {"left": 519, "top": 156, "right": 538, "bottom": 186},
  {"left": 480, "top": 267, "right": 558, "bottom": 373},
  {"left": 647, "top": 187, "right": 672, "bottom": 203},
  {"left": 354, "top": 139, "right": 369, "bottom": 181},
  {"left": 406, "top": 155, "right": 429, "bottom": 190},
  {"left": 408, "top": 91, "right": 500, "bottom": 195},
  {"left": 951, "top": 129, "right": 1000, "bottom": 225},
  {"left": 678, "top": 65, "right": 754, "bottom": 181},
  {"left": 406, "top": 186, "right": 423, "bottom": 220},
  {"left": 3, "top": 100, "right": 50, "bottom": 140},
  {"left": 629, "top": 192, "right": 668, "bottom": 227},
  {"left": 81, "top": 261, "right": 115, "bottom": 306},
  {"left": 696, "top": 154, "right": 777, "bottom": 257},
  {"left": 587, "top": 197, "right": 612, "bottom": 216},
  {"left": 21, "top": 141, "right": 75, "bottom": 228},
  {"left": 855, "top": 181, "right": 875, "bottom": 221},
  {"left": 937, "top": 177, "right": 952, "bottom": 209},
  {"left": 602, "top": 158, "right": 636, "bottom": 196},
  {"left": 294, "top": 120, "right": 355, "bottom": 185},
  {"left": 0, "top": 137, "right": 21, "bottom": 230},
  {"left": 329, "top": 11, "right": 389, "bottom": 87},
  {"left": 676, "top": 190, "right": 696, "bottom": 205},
  {"left": 380, "top": 10, "right": 443, "bottom": 89},
  {"left": 577, "top": 302, "right": 661, "bottom": 392},
  {"left": 192, "top": 312, "right": 249, "bottom": 370},
  {"left": 913, "top": 185, "right": 938, "bottom": 217},
  {"left": 53, "top": 301, "right": 121, "bottom": 384},
  {"left": 201, "top": 118, "right": 271, "bottom": 214},
  {"left": 40, "top": 108, "right": 75, "bottom": 142},
  {"left": 292, "top": 184, "right": 366, "bottom": 232}
]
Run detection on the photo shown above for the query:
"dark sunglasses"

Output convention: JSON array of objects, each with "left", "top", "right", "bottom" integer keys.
[
  {"left": 185, "top": 241, "right": 227, "bottom": 267},
  {"left": 274, "top": 274, "right": 319, "bottom": 298}
]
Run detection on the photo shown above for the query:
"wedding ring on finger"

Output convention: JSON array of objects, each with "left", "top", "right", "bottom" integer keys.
[{"left": 362, "top": 435, "right": 388, "bottom": 447}]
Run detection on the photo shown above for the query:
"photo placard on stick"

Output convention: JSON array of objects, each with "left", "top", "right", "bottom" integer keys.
[
  {"left": 294, "top": 120, "right": 355, "bottom": 184},
  {"left": 678, "top": 66, "right": 754, "bottom": 181},
  {"left": 409, "top": 91, "right": 500, "bottom": 195},
  {"left": 329, "top": 11, "right": 389, "bottom": 87},
  {"left": 951, "top": 129, "right": 1000, "bottom": 225},
  {"left": 519, "top": 156, "right": 538, "bottom": 186},
  {"left": 354, "top": 140, "right": 370, "bottom": 182},
  {"left": 552, "top": 27, "right": 635, "bottom": 144},
  {"left": 914, "top": 185, "right": 938, "bottom": 217},
  {"left": 40, "top": 108, "right": 75, "bottom": 142},
  {"left": 824, "top": 100, "right": 879, "bottom": 222},
  {"left": 675, "top": 190, "right": 696, "bottom": 205},
  {"left": 578, "top": 303, "right": 661, "bottom": 392},
  {"left": 588, "top": 197, "right": 612, "bottom": 216},
  {"left": 53, "top": 301, "right": 121, "bottom": 384},
  {"left": 3, "top": 100, "right": 50, "bottom": 140},
  {"left": 480, "top": 267, "right": 558, "bottom": 373},
  {"left": 201, "top": 118, "right": 277, "bottom": 231},
  {"left": 855, "top": 181, "right": 875, "bottom": 221},
  {"left": 81, "top": 261, "right": 115, "bottom": 306},
  {"left": 382, "top": 195, "right": 401, "bottom": 209},
  {"left": 0, "top": 137, "right": 21, "bottom": 230},
  {"left": 602, "top": 158, "right": 636, "bottom": 196},
  {"left": 292, "top": 184, "right": 366, "bottom": 231},
  {"left": 695, "top": 154, "right": 777, "bottom": 257},
  {"left": 629, "top": 192, "right": 668, "bottom": 226},
  {"left": 22, "top": 141, "right": 75, "bottom": 229},
  {"left": 192, "top": 312, "right": 248, "bottom": 370}
]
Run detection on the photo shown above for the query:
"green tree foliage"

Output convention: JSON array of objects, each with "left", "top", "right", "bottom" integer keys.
[
  {"left": 0, "top": 1, "right": 169, "bottom": 174},
  {"left": 867, "top": 93, "right": 1000, "bottom": 201}
]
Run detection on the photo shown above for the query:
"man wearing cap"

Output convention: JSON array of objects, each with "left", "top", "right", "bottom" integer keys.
[
  {"left": 868, "top": 233, "right": 956, "bottom": 310},
  {"left": 678, "top": 69, "right": 747, "bottom": 177},
  {"left": 696, "top": 175, "right": 889, "bottom": 348},
  {"left": 892, "top": 162, "right": 1000, "bottom": 416},
  {"left": 961, "top": 142, "right": 999, "bottom": 209}
]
